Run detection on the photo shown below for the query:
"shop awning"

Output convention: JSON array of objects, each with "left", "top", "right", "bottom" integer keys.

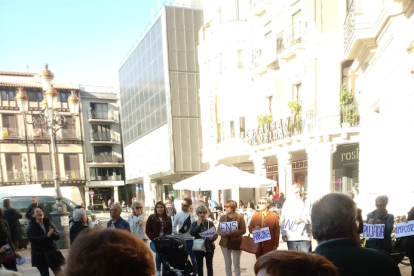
[{"left": 173, "top": 165, "right": 276, "bottom": 191}]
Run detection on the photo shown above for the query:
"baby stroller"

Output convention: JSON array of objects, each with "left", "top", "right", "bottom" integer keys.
[{"left": 153, "top": 235, "right": 193, "bottom": 276}]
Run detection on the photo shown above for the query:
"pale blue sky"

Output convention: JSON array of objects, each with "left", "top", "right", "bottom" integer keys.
[{"left": 0, "top": 0, "right": 171, "bottom": 92}]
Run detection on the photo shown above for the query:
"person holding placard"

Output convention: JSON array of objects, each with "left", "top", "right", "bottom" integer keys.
[
  {"left": 279, "top": 184, "right": 312, "bottom": 252},
  {"left": 218, "top": 200, "right": 246, "bottom": 276},
  {"left": 190, "top": 205, "right": 218, "bottom": 276},
  {"left": 403, "top": 206, "right": 414, "bottom": 276},
  {"left": 248, "top": 197, "right": 280, "bottom": 259},
  {"left": 365, "top": 195, "right": 394, "bottom": 253}
]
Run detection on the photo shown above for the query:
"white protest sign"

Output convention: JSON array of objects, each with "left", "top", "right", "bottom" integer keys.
[
  {"left": 283, "top": 219, "right": 305, "bottom": 240},
  {"left": 199, "top": 226, "right": 217, "bottom": 238},
  {"left": 252, "top": 227, "right": 271, "bottom": 243},
  {"left": 220, "top": 221, "right": 238, "bottom": 234},
  {"left": 395, "top": 221, "right": 414, "bottom": 238},
  {"left": 363, "top": 224, "right": 385, "bottom": 239}
]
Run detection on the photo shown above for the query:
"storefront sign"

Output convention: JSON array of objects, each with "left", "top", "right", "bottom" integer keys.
[
  {"left": 247, "top": 118, "right": 295, "bottom": 146},
  {"left": 333, "top": 144, "right": 359, "bottom": 169},
  {"left": 266, "top": 160, "right": 307, "bottom": 174}
]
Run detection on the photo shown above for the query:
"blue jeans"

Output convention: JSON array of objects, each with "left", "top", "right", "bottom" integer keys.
[
  {"left": 150, "top": 241, "right": 166, "bottom": 275},
  {"left": 194, "top": 250, "right": 214, "bottom": 276},
  {"left": 186, "top": 240, "right": 197, "bottom": 275},
  {"left": 287, "top": 240, "right": 312, "bottom": 252}
]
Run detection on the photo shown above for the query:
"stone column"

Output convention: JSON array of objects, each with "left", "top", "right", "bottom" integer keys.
[
  {"left": 306, "top": 143, "right": 336, "bottom": 201},
  {"left": 113, "top": 186, "right": 119, "bottom": 203},
  {"left": 156, "top": 180, "right": 164, "bottom": 203},
  {"left": 254, "top": 156, "right": 267, "bottom": 204},
  {"left": 143, "top": 173, "right": 153, "bottom": 207},
  {"left": 276, "top": 152, "right": 292, "bottom": 198}
]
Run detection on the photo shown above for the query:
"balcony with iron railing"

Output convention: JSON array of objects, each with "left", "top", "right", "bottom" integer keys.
[
  {"left": 4, "top": 171, "right": 30, "bottom": 182},
  {"left": 1, "top": 128, "right": 23, "bottom": 139},
  {"left": 276, "top": 22, "right": 307, "bottom": 59},
  {"left": 35, "top": 171, "right": 54, "bottom": 181},
  {"left": 63, "top": 170, "right": 84, "bottom": 180},
  {"left": 248, "top": 33, "right": 280, "bottom": 73},
  {"left": 90, "top": 132, "right": 120, "bottom": 144},
  {"left": 30, "top": 128, "right": 50, "bottom": 139},
  {"left": 88, "top": 110, "right": 117, "bottom": 123},
  {"left": 87, "top": 154, "right": 122, "bottom": 164},
  {"left": 57, "top": 129, "right": 80, "bottom": 140},
  {"left": 343, "top": 0, "right": 376, "bottom": 59}
]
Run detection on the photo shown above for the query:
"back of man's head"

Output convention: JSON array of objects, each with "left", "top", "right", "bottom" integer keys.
[{"left": 311, "top": 193, "right": 357, "bottom": 242}]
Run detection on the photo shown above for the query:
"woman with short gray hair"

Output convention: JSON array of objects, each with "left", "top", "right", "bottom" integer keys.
[
  {"left": 190, "top": 205, "right": 218, "bottom": 276},
  {"left": 70, "top": 208, "right": 89, "bottom": 244},
  {"left": 365, "top": 195, "right": 394, "bottom": 253},
  {"left": 127, "top": 201, "right": 148, "bottom": 246}
]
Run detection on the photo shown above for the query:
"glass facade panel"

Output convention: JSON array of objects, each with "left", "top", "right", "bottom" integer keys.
[{"left": 118, "top": 18, "right": 167, "bottom": 146}]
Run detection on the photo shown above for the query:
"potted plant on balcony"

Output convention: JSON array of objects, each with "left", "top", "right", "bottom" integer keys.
[
  {"left": 257, "top": 114, "right": 273, "bottom": 127},
  {"left": 288, "top": 100, "right": 302, "bottom": 134},
  {"left": 339, "top": 84, "right": 359, "bottom": 127}
]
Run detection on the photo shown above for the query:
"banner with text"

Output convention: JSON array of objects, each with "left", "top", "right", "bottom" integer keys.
[
  {"left": 396, "top": 221, "right": 414, "bottom": 238},
  {"left": 283, "top": 219, "right": 305, "bottom": 240},
  {"left": 220, "top": 221, "right": 238, "bottom": 234},
  {"left": 252, "top": 227, "right": 271, "bottom": 243},
  {"left": 199, "top": 227, "right": 217, "bottom": 238},
  {"left": 363, "top": 224, "right": 385, "bottom": 239}
]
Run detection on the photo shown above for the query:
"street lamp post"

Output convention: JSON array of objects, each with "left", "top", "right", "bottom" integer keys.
[{"left": 16, "top": 64, "right": 80, "bottom": 249}]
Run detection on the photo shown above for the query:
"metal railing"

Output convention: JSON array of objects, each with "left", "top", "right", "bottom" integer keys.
[
  {"left": 276, "top": 22, "right": 307, "bottom": 54},
  {"left": 88, "top": 154, "right": 120, "bottom": 163},
  {"left": 31, "top": 128, "right": 49, "bottom": 139},
  {"left": 343, "top": 0, "right": 371, "bottom": 51},
  {"left": 90, "top": 132, "right": 118, "bottom": 142},
  {"left": 63, "top": 170, "right": 83, "bottom": 180},
  {"left": 5, "top": 171, "right": 26, "bottom": 182},
  {"left": 88, "top": 110, "right": 117, "bottom": 121},
  {"left": 35, "top": 171, "right": 54, "bottom": 181},
  {"left": 1, "top": 128, "right": 21, "bottom": 139},
  {"left": 59, "top": 129, "right": 78, "bottom": 139}
]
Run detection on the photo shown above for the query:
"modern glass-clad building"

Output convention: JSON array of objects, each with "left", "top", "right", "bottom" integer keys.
[{"left": 118, "top": 5, "right": 207, "bottom": 203}]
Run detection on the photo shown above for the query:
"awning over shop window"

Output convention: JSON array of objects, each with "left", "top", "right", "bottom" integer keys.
[{"left": 173, "top": 165, "right": 277, "bottom": 191}]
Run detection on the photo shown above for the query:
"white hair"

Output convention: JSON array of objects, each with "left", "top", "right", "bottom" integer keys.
[
  {"left": 111, "top": 204, "right": 122, "bottom": 212},
  {"left": 73, "top": 208, "right": 87, "bottom": 222}
]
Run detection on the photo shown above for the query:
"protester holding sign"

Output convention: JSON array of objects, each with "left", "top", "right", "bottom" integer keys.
[
  {"left": 172, "top": 198, "right": 197, "bottom": 276},
  {"left": 190, "top": 205, "right": 218, "bottom": 276},
  {"left": 403, "top": 206, "right": 414, "bottom": 276},
  {"left": 279, "top": 184, "right": 312, "bottom": 252},
  {"left": 217, "top": 200, "right": 246, "bottom": 276},
  {"left": 248, "top": 197, "right": 280, "bottom": 259},
  {"left": 365, "top": 195, "right": 394, "bottom": 253}
]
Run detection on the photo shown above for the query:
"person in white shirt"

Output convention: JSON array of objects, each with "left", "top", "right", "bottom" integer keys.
[{"left": 172, "top": 198, "right": 197, "bottom": 275}]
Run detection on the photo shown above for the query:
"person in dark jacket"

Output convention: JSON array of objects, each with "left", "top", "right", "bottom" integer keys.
[
  {"left": 190, "top": 205, "right": 218, "bottom": 276},
  {"left": 25, "top": 197, "right": 42, "bottom": 220},
  {"left": 70, "top": 208, "right": 90, "bottom": 245},
  {"left": 365, "top": 195, "right": 394, "bottom": 253},
  {"left": 0, "top": 208, "right": 20, "bottom": 272},
  {"left": 312, "top": 193, "right": 400, "bottom": 276},
  {"left": 26, "top": 207, "right": 61, "bottom": 276},
  {"left": 3, "top": 199, "right": 22, "bottom": 250},
  {"left": 276, "top": 193, "right": 286, "bottom": 209},
  {"left": 145, "top": 201, "right": 172, "bottom": 276},
  {"left": 165, "top": 197, "right": 176, "bottom": 222},
  {"left": 348, "top": 192, "right": 363, "bottom": 234}
]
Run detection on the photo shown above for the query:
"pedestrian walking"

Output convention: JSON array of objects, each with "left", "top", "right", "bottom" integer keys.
[
  {"left": 276, "top": 193, "right": 285, "bottom": 209},
  {"left": 26, "top": 207, "right": 64, "bottom": 276},
  {"left": 172, "top": 198, "right": 197, "bottom": 275},
  {"left": 165, "top": 197, "right": 176, "bottom": 223},
  {"left": 146, "top": 201, "right": 172, "bottom": 276},
  {"left": 365, "top": 195, "right": 394, "bottom": 253},
  {"left": 107, "top": 204, "right": 130, "bottom": 231},
  {"left": 3, "top": 199, "right": 22, "bottom": 251},
  {"left": 312, "top": 193, "right": 400, "bottom": 276},
  {"left": 217, "top": 200, "right": 246, "bottom": 276},
  {"left": 64, "top": 229, "right": 155, "bottom": 276},
  {"left": 254, "top": 250, "right": 339, "bottom": 276},
  {"left": 248, "top": 197, "right": 280, "bottom": 259},
  {"left": 69, "top": 208, "right": 90, "bottom": 245},
  {"left": 0, "top": 208, "right": 20, "bottom": 272},
  {"left": 190, "top": 205, "right": 217, "bottom": 276},
  {"left": 127, "top": 201, "right": 149, "bottom": 246},
  {"left": 279, "top": 184, "right": 312, "bottom": 252},
  {"left": 25, "top": 197, "right": 42, "bottom": 220}
]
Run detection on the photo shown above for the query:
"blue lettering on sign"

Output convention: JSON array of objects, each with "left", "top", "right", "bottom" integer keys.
[
  {"left": 363, "top": 224, "right": 385, "bottom": 238},
  {"left": 284, "top": 219, "right": 299, "bottom": 232}
]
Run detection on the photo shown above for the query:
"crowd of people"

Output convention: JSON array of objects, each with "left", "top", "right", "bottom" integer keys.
[{"left": 0, "top": 188, "right": 411, "bottom": 276}]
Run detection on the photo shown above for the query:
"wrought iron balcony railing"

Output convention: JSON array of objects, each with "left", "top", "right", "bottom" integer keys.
[
  {"left": 90, "top": 132, "right": 119, "bottom": 142},
  {"left": 1, "top": 128, "right": 22, "bottom": 139},
  {"left": 63, "top": 170, "right": 83, "bottom": 180},
  {"left": 343, "top": 0, "right": 372, "bottom": 51},
  {"left": 88, "top": 154, "right": 120, "bottom": 163},
  {"left": 88, "top": 110, "right": 117, "bottom": 122},
  {"left": 276, "top": 22, "right": 307, "bottom": 55}
]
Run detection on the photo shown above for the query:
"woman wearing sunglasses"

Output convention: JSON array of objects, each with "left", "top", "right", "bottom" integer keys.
[
  {"left": 128, "top": 201, "right": 149, "bottom": 246},
  {"left": 248, "top": 197, "right": 280, "bottom": 259},
  {"left": 217, "top": 200, "right": 246, "bottom": 276}
]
